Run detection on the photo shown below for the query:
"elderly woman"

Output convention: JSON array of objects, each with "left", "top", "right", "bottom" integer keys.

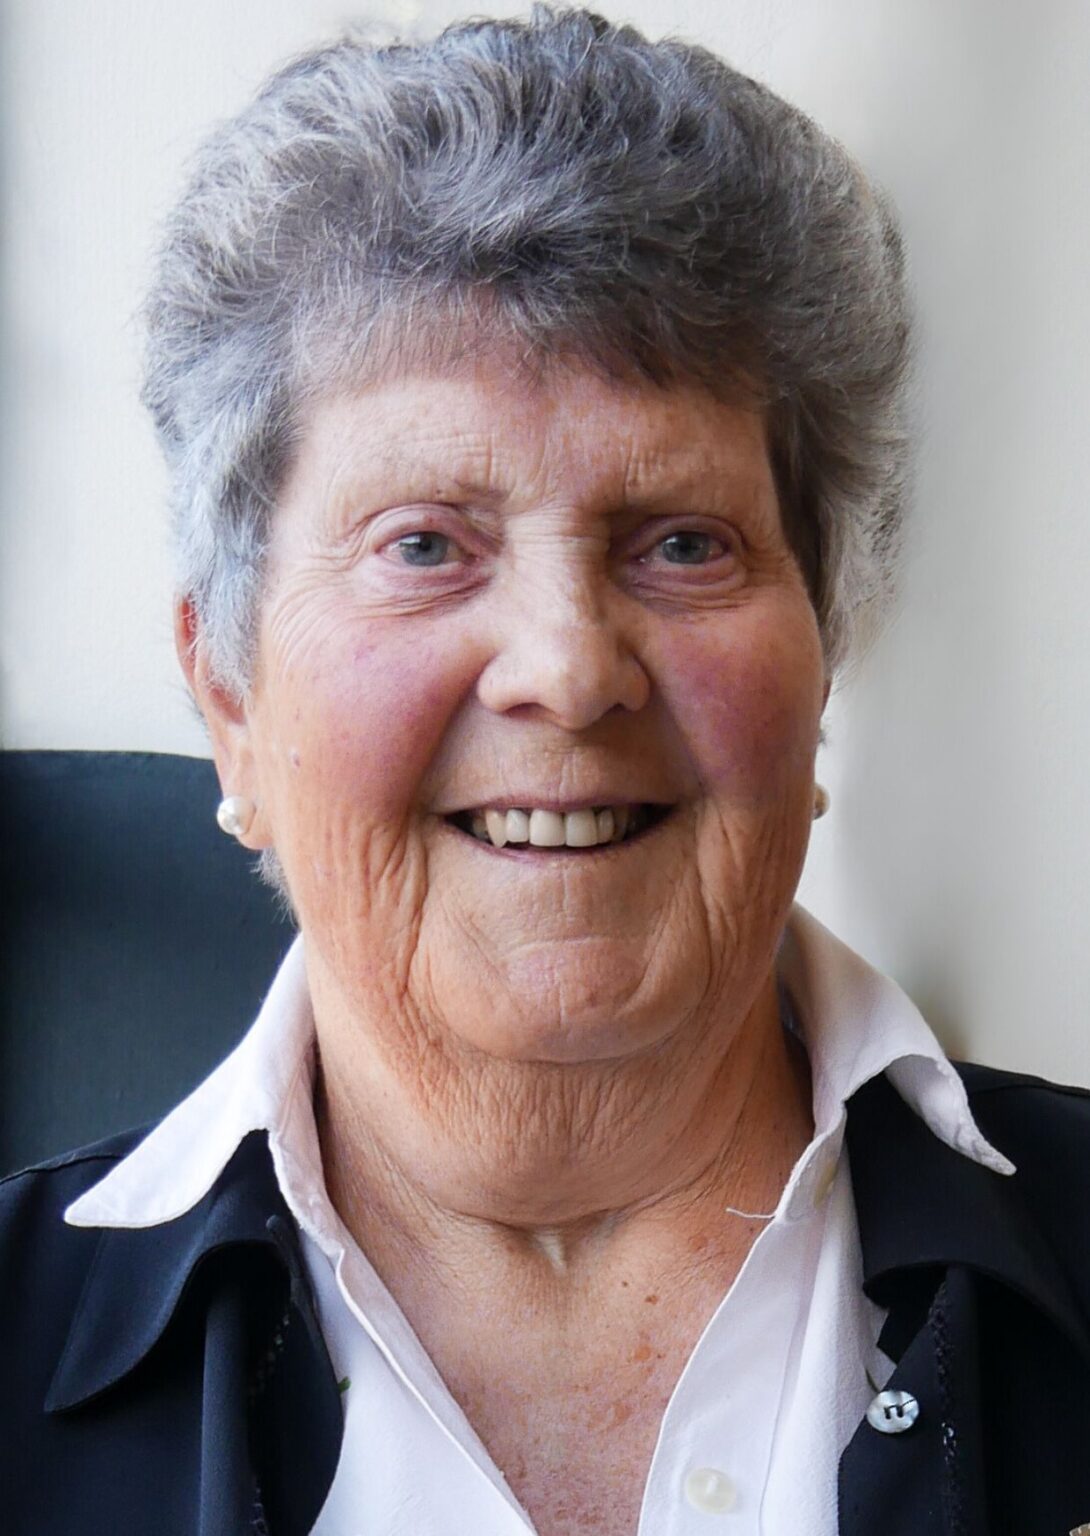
[{"left": 3, "top": 8, "right": 1089, "bottom": 1535}]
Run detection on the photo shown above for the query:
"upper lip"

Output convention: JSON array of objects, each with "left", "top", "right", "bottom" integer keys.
[{"left": 437, "top": 794, "right": 677, "bottom": 816}]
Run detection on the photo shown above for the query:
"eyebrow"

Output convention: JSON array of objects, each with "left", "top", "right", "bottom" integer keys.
[{"left": 431, "top": 476, "right": 505, "bottom": 502}]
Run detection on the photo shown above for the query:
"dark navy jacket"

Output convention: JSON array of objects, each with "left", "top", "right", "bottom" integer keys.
[{"left": 2, "top": 1064, "right": 1090, "bottom": 1534}]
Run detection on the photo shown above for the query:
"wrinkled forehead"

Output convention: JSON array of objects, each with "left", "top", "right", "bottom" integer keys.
[
  {"left": 283, "top": 287, "right": 771, "bottom": 490},
  {"left": 278, "top": 349, "right": 778, "bottom": 536}
]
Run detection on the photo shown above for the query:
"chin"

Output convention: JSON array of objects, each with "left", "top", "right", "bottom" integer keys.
[{"left": 439, "top": 952, "right": 694, "bottom": 1065}]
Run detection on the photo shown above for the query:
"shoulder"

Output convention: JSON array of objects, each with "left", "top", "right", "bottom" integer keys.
[
  {"left": 0, "top": 1126, "right": 148, "bottom": 1299},
  {"left": 0, "top": 1128, "right": 154, "bottom": 1440},
  {"left": 956, "top": 1057, "right": 1090, "bottom": 1099},
  {"left": 954, "top": 1058, "right": 1090, "bottom": 1152},
  {"left": 1, "top": 1123, "right": 149, "bottom": 1212},
  {"left": 954, "top": 1059, "right": 1090, "bottom": 1252}
]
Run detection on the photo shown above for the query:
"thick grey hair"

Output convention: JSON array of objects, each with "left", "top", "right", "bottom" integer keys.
[{"left": 144, "top": 4, "right": 911, "bottom": 701}]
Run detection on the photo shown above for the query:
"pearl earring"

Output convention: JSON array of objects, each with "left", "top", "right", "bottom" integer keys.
[
  {"left": 216, "top": 795, "right": 256, "bottom": 838},
  {"left": 812, "top": 784, "right": 830, "bottom": 820}
]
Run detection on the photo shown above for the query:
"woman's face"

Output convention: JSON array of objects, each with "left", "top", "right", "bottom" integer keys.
[{"left": 199, "top": 358, "right": 828, "bottom": 1063}]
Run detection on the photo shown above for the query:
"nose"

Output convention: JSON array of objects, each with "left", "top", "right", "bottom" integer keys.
[{"left": 477, "top": 574, "right": 651, "bottom": 730}]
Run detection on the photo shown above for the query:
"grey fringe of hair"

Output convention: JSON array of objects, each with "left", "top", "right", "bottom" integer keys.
[{"left": 144, "top": 3, "right": 912, "bottom": 702}]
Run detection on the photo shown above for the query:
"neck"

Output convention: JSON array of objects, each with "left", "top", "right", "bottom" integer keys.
[{"left": 309, "top": 962, "right": 812, "bottom": 1311}]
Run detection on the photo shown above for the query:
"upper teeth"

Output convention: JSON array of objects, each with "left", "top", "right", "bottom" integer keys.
[{"left": 469, "top": 806, "right": 639, "bottom": 849}]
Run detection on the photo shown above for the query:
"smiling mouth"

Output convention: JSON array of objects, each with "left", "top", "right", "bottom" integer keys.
[{"left": 446, "top": 804, "right": 674, "bottom": 850}]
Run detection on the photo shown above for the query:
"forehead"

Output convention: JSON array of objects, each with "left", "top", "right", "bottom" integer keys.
[{"left": 283, "top": 356, "right": 775, "bottom": 513}]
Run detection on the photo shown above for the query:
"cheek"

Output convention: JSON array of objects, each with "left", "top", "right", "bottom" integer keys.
[
  {"left": 270, "top": 621, "right": 474, "bottom": 820},
  {"left": 656, "top": 611, "right": 823, "bottom": 797}
]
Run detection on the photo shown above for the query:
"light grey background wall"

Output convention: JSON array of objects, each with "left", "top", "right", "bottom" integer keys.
[{"left": 3, "top": 0, "right": 1087, "bottom": 1081}]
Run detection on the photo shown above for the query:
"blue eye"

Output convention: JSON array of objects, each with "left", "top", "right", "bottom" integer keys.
[
  {"left": 394, "top": 532, "right": 450, "bottom": 566},
  {"left": 659, "top": 531, "right": 718, "bottom": 565}
]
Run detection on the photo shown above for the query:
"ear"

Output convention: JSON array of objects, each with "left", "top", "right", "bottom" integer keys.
[{"left": 175, "top": 597, "right": 272, "bottom": 850}]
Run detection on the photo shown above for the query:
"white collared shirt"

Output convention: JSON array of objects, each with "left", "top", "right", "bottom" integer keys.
[{"left": 67, "top": 905, "right": 1013, "bottom": 1535}]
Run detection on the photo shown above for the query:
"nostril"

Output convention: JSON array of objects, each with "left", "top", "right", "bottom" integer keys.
[{"left": 475, "top": 625, "right": 651, "bottom": 728}]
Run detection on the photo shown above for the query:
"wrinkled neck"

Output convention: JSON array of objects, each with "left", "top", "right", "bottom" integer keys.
[{"left": 310, "top": 966, "right": 812, "bottom": 1302}]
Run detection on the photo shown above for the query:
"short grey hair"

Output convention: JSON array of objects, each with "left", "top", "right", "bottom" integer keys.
[{"left": 144, "top": 4, "right": 911, "bottom": 699}]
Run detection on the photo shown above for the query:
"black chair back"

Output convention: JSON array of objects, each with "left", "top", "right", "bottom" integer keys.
[{"left": 0, "top": 751, "right": 295, "bottom": 1174}]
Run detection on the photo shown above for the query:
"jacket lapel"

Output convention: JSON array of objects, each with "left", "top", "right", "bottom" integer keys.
[
  {"left": 839, "top": 1072, "right": 1090, "bottom": 1534},
  {"left": 48, "top": 1072, "right": 1090, "bottom": 1531},
  {"left": 838, "top": 1265, "right": 987, "bottom": 1536},
  {"left": 46, "top": 1130, "right": 343, "bottom": 1536},
  {"left": 847, "top": 1073, "right": 1089, "bottom": 1355}
]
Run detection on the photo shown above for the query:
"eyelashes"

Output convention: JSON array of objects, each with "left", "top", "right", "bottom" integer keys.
[{"left": 379, "top": 522, "right": 738, "bottom": 575}]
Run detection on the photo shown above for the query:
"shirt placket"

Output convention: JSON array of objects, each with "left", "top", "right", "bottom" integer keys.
[{"left": 636, "top": 1208, "right": 814, "bottom": 1536}]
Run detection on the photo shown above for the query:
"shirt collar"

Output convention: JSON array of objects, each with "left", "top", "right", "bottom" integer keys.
[
  {"left": 777, "top": 907, "right": 1014, "bottom": 1175},
  {"left": 65, "top": 903, "right": 1012, "bottom": 1234}
]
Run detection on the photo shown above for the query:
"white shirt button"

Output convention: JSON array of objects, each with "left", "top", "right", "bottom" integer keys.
[{"left": 683, "top": 1467, "right": 737, "bottom": 1513}]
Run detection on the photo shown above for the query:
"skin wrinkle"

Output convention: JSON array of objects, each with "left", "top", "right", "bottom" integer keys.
[
  {"left": 322, "top": 1017, "right": 770, "bottom": 1296},
  {"left": 196, "top": 353, "right": 822, "bottom": 1155},
  {"left": 426, "top": 835, "right": 690, "bottom": 1050},
  {"left": 182, "top": 354, "right": 827, "bottom": 1525}
]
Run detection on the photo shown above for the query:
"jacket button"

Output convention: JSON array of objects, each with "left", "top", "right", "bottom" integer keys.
[{"left": 866, "top": 1389, "right": 920, "bottom": 1434}]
